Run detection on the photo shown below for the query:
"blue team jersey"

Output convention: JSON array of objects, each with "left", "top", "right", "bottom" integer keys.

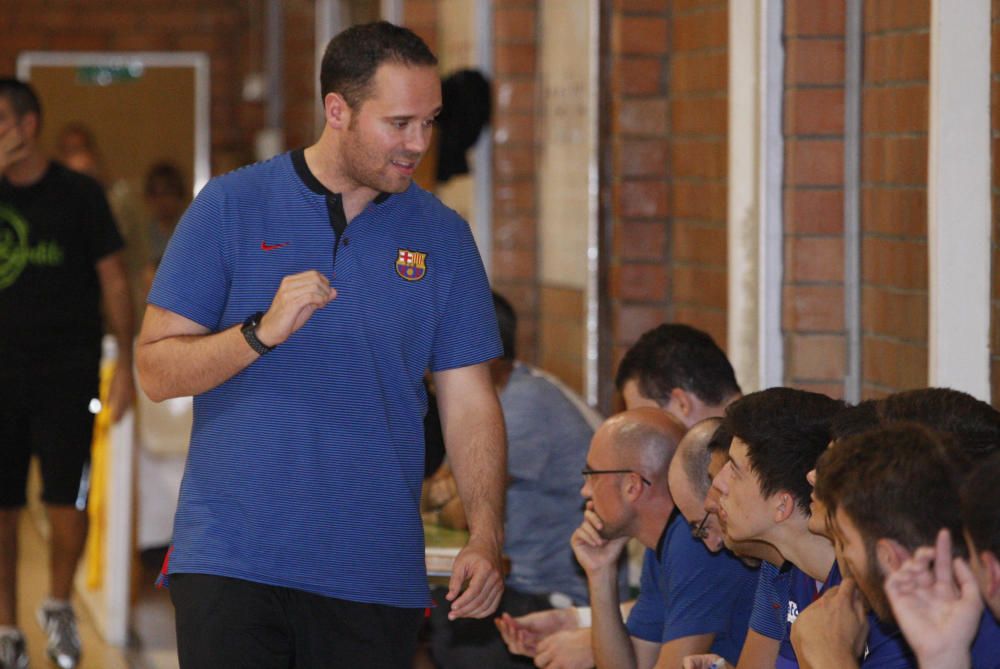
[
  {"left": 626, "top": 511, "right": 758, "bottom": 663},
  {"left": 749, "top": 560, "right": 792, "bottom": 640},
  {"left": 776, "top": 564, "right": 834, "bottom": 669},
  {"left": 827, "top": 562, "right": 916, "bottom": 668},
  {"left": 971, "top": 607, "right": 1000, "bottom": 669},
  {"left": 149, "top": 151, "right": 501, "bottom": 607}
]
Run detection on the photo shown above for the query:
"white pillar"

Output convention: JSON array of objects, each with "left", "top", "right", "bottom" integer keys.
[
  {"left": 927, "top": 0, "right": 991, "bottom": 399},
  {"left": 728, "top": 0, "right": 784, "bottom": 392}
]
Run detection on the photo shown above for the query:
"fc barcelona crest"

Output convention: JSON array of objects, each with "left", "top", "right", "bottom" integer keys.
[{"left": 395, "top": 248, "right": 427, "bottom": 281}]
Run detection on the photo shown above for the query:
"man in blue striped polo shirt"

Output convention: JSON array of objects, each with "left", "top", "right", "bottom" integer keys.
[{"left": 136, "top": 21, "right": 506, "bottom": 669}]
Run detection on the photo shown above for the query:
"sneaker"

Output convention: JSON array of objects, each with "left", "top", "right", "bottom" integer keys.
[
  {"left": 0, "top": 629, "right": 28, "bottom": 669},
  {"left": 37, "top": 603, "right": 80, "bottom": 669}
]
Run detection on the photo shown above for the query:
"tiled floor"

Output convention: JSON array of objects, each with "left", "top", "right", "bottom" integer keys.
[{"left": 15, "top": 515, "right": 129, "bottom": 669}]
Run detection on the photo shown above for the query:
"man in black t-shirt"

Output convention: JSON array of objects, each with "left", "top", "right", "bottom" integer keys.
[{"left": 0, "top": 78, "right": 134, "bottom": 669}]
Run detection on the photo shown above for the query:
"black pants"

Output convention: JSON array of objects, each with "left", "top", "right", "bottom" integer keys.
[
  {"left": 170, "top": 573, "right": 424, "bottom": 669},
  {"left": 427, "top": 586, "right": 553, "bottom": 669}
]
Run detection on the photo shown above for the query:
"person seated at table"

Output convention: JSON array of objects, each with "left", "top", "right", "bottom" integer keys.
[
  {"left": 569, "top": 409, "right": 758, "bottom": 668},
  {"left": 426, "top": 292, "right": 617, "bottom": 669},
  {"left": 497, "top": 322, "right": 744, "bottom": 669}
]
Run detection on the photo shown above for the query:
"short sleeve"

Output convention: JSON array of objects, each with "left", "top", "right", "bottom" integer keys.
[
  {"left": 661, "top": 527, "right": 756, "bottom": 643},
  {"left": 147, "top": 179, "right": 229, "bottom": 330},
  {"left": 83, "top": 177, "right": 124, "bottom": 262},
  {"left": 749, "top": 562, "right": 789, "bottom": 640},
  {"left": 427, "top": 221, "right": 502, "bottom": 372},
  {"left": 625, "top": 549, "right": 665, "bottom": 642}
]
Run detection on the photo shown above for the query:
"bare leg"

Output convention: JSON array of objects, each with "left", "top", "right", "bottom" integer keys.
[
  {"left": 0, "top": 509, "right": 19, "bottom": 625},
  {"left": 46, "top": 506, "right": 88, "bottom": 601}
]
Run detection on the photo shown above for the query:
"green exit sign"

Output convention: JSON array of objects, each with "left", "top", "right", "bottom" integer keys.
[{"left": 76, "top": 63, "right": 144, "bottom": 86}]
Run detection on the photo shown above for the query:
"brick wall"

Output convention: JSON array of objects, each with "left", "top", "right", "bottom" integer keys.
[
  {"left": 992, "top": 0, "right": 1000, "bottom": 405},
  {"left": 781, "top": 1, "right": 847, "bottom": 398},
  {"left": 284, "top": 1, "right": 318, "bottom": 152},
  {"left": 859, "top": 1, "right": 930, "bottom": 398},
  {"left": 607, "top": 0, "right": 672, "bottom": 380},
  {"left": 669, "top": 0, "right": 728, "bottom": 347},
  {"left": 403, "top": 0, "right": 439, "bottom": 54},
  {"left": 605, "top": 1, "right": 729, "bottom": 395},
  {"left": 486, "top": 0, "right": 541, "bottom": 366},
  {"left": 0, "top": 1, "right": 329, "bottom": 173}
]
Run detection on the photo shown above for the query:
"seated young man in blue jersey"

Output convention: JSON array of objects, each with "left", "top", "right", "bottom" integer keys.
[
  {"left": 793, "top": 389, "right": 1000, "bottom": 669},
  {"left": 808, "top": 424, "right": 1000, "bottom": 669},
  {"left": 571, "top": 408, "right": 758, "bottom": 669},
  {"left": 711, "top": 388, "right": 847, "bottom": 669},
  {"left": 678, "top": 420, "right": 798, "bottom": 669},
  {"left": 881, "top": 450, "right": 1000, "bottom": 669}
]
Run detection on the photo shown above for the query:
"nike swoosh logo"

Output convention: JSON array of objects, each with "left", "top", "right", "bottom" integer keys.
[{"left": 261, "top": 241, "right": 290, "bottom": 251}]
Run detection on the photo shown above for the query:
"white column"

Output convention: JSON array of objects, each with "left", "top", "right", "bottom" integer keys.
[
  {"left": 927, "top": 0, "right": 991, "bottom": 399},
  {"left": 381, "top": 0, "right": 403, "bottom": 23},
  {"left": 727, "top": 0, "right": 761, "bottom": 392},
  {"left": 757, "top": 0, "right": 785, "bottom": 390},
  {"left": 728, "top": 0, "right": 784, "bottom": 392}
]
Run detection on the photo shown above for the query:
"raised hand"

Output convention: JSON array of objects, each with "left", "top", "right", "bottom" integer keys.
[
  {"left": 0, "top": 123, "right": 28, "bottom": 173},
  {"left": 885, "top": 528, "right": 982, "bottom": 669},
  {"left": 256, "top": 271, "right": 337, "bottom": 347}
]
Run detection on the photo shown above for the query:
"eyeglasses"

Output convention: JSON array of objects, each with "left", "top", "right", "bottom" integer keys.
[
  {"left": 581, "top": 468, "right": 652, "bottom": 486},
  {"left": 690, "top": 512, "right": 711, "bottom": 539}
]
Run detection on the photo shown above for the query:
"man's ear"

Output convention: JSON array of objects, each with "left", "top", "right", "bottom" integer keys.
[
  {"left": 668, "top": 387, "right": 692, "bottom": 419},
  {"left": 772, "top": 491, "right": 796, "bottom": 523},
  {"left": 982, "top": 550, "right": 1000, "bottom": 600},
  {"left": 875, "top": 537, "right": 910, "bottom": 573},
  {"left": 20, "top": 111, "right": 38, "bottom": 141},
  {"left": 324, "top": 92, "right": 351, "bottom": 129},
  {"left": 622, "top": 473, "right": 645, "bottom": 502}
]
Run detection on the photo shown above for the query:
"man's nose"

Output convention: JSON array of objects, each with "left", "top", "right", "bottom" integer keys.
[
  {"left": 711, "top": 465, "right": 729, "bottom": 496},
  {"left": 404, "top": 124, "right": 432, "bottom": 155},
  {"left": 704, "top": 486, "right": 721, "bottom": 514}
]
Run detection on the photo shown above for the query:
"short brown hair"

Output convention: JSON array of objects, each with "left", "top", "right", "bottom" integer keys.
[
  {"left": 962, "top": 450, "right": 1000, "bottom": 557},
  {"left": 319, "top": 21, "right": 437, "bottom": 108},
  {"left": 815, "top": 423, "right": 968, "bottom": 556}
]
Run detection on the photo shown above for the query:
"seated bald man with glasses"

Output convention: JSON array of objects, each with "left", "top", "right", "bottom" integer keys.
[
  {"left": 570, "top": 408, "right": 758, "bottom": 669},
  {"left": 498, "top": 324, "right": 749, "bottom": 668}
]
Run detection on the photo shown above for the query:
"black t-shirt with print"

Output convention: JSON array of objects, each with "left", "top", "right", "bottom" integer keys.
[{"left": 0, "top": 161, "right": 124, "bottom": 366}]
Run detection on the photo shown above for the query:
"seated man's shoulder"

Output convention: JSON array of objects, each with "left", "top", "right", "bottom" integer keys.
[{"left": 504, "top": 365, "right": 601, "bottom": 426}]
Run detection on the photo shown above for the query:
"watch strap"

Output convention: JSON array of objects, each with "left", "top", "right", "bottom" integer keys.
[{"left": 241, "top": 311, "right": 274, "bottom": 355}]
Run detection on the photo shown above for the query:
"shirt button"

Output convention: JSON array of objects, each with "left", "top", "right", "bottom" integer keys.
[{"left": 342, "top": 237, "right": 350, "bottom": 247}]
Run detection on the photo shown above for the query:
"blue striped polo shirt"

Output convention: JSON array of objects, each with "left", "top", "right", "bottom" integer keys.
[
  {"left": 749, "top": 560, "right": 792, "bottom": 640},
  {"left": 626, "top": 511, "right": 758, "bottom": 663},
  {"left": 148, "top": 150, "right": 501, "bottom": 608}
]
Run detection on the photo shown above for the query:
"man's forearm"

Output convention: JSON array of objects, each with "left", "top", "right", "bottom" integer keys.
[
  {"left": 590, "top": 568, "right": 637, "bottom": 669},
  {"left": 435, "top": 364, "right": 506, "bottom": 547},
  {"left": 444, "top": 398, "right": 505, "bottom": 544},
  {"left": 136, "top": 324, "right": 259, "bottom": 401}
]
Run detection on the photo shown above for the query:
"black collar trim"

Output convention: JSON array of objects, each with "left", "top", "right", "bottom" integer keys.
[{"left": 291, "top": 148, "right": 391, "bottom": 204}]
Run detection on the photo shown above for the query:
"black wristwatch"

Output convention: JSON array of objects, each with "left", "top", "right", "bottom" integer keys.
[{"left": 241, "top": 311, "right": 274, "bottom": 355}]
